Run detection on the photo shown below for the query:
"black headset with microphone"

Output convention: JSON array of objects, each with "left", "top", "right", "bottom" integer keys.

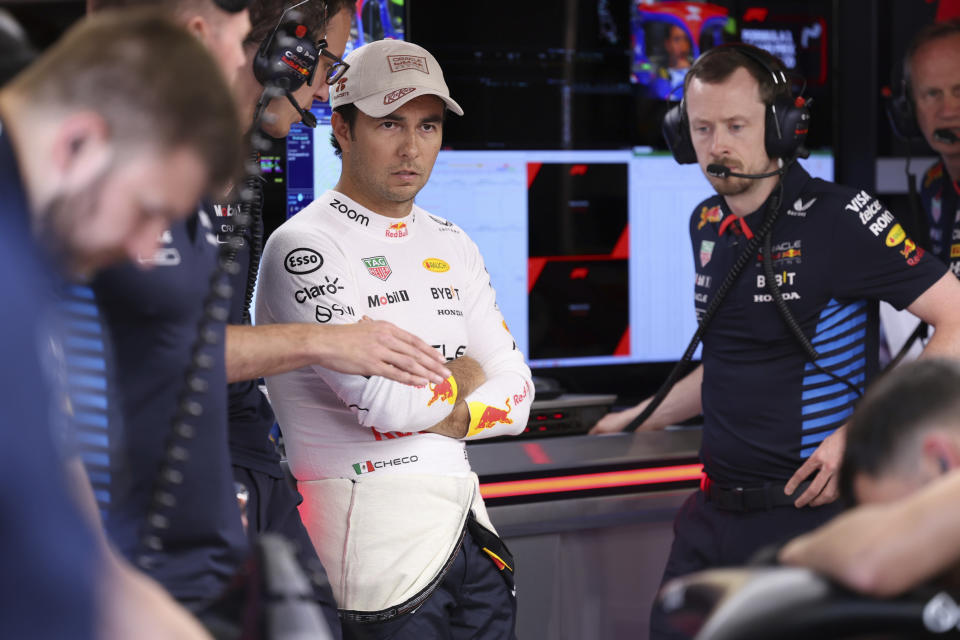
[
  {"left": 624, "top": 45, "right": 866, "bottom": 433},
  {"left": 661, "top": 43, "right": 811, "bottom": 165},
  {"left": 253, "top": 1, "right": 326, "bottom": 128}
]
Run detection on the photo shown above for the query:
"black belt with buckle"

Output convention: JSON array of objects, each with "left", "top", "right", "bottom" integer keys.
[{"left": 701, "top": 476, "right": 813, "bottom": 512}]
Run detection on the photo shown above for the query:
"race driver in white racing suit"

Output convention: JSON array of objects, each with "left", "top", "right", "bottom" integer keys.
[{"left": 256, "top": 39, "right": 533, "bottom": 639}]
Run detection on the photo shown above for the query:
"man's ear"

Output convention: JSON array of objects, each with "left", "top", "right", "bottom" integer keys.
[
  {"left": 921, "top": 432, "right": 960, "bottom": 475},
  {"left": 331, "top": 111, "right": 352, "bottom": 154},
  {"left": 183, "top": 15, "right": 211, "bottom": 44},
  {"left": 50, "top": 111, "right": 112, "bottom": 190}
]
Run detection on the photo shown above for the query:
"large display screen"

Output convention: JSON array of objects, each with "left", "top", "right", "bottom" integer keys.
[
  {"left": 290, "top": 127, "right": 833, "bottom": 367},
  {"left": 407, "top": 0, "right": 834, "bottom": 151}
]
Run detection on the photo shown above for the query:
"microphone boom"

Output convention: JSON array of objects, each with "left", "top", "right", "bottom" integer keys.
[{"left": 706, "top": 164, "right": 783, "bottom": 180}]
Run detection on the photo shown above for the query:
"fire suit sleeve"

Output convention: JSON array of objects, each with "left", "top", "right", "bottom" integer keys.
[
  {"left": 256, "top": 221, "right": 458, "bottom": 433},
  {"left": 457, "top": 234, "right": 534, "bottom": 440}
]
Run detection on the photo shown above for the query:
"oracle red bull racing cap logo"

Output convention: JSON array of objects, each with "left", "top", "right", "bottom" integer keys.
[
  {"left": 466, "top": 398, "right": 513, "bottom": 437},
  {"left": 387, "top": 54, "right": 429, "bottom": 74}
]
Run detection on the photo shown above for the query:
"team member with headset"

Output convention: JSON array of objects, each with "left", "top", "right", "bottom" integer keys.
[
  {"left": 257, "top": 39, "right": 533, "bottom": 638},
  {"left": 586, "top": 44, "right": 960, "bottom": 639},
  {"left": 891, "top": 20, "right": 960, "bottom": 277},
  {"left": 776, "top": 18, "right": 960, "bottom": 602},
  {"left": 0, "top": 9, "right": 240, "bottom": 638},
  {"left": 84, "top": 0, "right": 448, "bottom": 632}
]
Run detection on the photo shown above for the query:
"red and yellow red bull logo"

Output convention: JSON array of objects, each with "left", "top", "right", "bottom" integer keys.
[
  {"left": 386, "top": 221, "right": 408, "bottom": 239},
  {"left": 697, "top": 205, "right": 723, "bottom": 230},
  {"left": 427, "top": 376, "right": 458, "bottom": 407},
  {"left": 281, "top": 56, "right": 310, "bottom": 77},
  {"left": 466, "top": 398, "right": 513, "bottom": 437},
  {"left": 900, "top": 237, "right": 925, "bottom": 266},
  {"left": 925, "top": 163, "right": 943, "bottom": 189},
  {"left": 900, "top": 237, "right": 917, "bottom": 259}
]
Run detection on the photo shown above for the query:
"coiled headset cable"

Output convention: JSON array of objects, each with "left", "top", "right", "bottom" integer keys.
[
  {"left": 134, "top": 132, "right": 268, "bottom": 570},
  {"left": 625, "top": 163, "right": 865, "bottom": 432},
  {"left": 624, "top": 177, "right": 788, "bottom": 432}
]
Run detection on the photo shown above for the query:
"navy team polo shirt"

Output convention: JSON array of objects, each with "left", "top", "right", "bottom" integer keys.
[
  {"left": 921, "top": 160, "right": 960, "bottom": 278},
  {"left": 92, "top": 211, "right": 248, "bottom": 608},
  {"left": 0, "top": 122, "right": 97, "bottom": 639},
  {"left": 691, "top": 162, "right": 947, "bottom": 487}
]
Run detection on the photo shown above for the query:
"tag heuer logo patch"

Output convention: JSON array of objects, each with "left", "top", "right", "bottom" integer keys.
[
  {"left": 700, "top": 240, "right": 715, "bottom": 267},
  {"left": 362, "top": 256, "right": 392, "bottom": 281}
]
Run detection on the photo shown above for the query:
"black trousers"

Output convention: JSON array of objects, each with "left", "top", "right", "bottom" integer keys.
[
  {"left": 340, "top": 529, "right": 517, "bottom": 640},
  {"left": 233, "top": 464, "right": 342, "bottom": 639},
  {"left": 650, "top": 489, "right": 843, "bottom": 640}
]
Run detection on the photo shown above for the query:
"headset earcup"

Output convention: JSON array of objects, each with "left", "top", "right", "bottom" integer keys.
[
  {"left": 253, "top": 19, "right": 319, "bottom": 92},
  {"left": 765, "top": 97, "right": 809, "bottom": 159},
  {"left": 662, "top": 102, "right": 698, "bottom": 164},
  {"left": 885, "top": 94, "right": 923, "bottom": 140},
  {"left": 253, "top": 44, "right": 273, "bottom": 86}
]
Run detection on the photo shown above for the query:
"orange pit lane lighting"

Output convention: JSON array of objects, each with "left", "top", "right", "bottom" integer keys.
[{"left": 480, "top": 464, "right": 704, "bottom": 499}]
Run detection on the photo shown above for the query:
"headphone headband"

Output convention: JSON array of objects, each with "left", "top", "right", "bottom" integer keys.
[{"left": 212, "top": 0, "right": 250, "bottom": 13}]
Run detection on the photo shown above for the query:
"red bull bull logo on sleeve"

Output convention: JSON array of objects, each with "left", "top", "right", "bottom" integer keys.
[
  {"left": 427, "top": 376, "right": 458, "bottom": 407},
  {"left": 697, "top": 205, "right": 723, "bottom": 230},
  {"left": 466, "top": 398, "right": 513, "bottom": 437}
]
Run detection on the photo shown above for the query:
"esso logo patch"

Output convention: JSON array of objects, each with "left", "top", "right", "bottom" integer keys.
[{"left": 285, "top": 248, "right": 323, "bottom": 274}]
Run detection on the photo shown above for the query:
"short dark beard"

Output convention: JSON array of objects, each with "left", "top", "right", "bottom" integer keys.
[{"left": 37, "top": 169, "right": 111, "bottom": 278}]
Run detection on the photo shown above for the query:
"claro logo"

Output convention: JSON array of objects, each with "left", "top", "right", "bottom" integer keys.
[{"left": 284, "top": 248, "right": 323, "bottom": 275}]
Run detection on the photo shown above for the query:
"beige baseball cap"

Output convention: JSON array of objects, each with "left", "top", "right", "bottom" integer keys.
[{"left": 330, "top": 39, "right": 464, "bottom": 118}]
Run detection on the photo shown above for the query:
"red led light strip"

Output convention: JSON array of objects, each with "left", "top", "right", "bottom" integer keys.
[{"left": 480, "top": 464, "right": 704, "bottom": 499}]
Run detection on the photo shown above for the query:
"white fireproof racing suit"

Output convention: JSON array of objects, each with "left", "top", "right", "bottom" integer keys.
[{"left": 256, "top": 189, "right": 533, "bottom": 612}]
